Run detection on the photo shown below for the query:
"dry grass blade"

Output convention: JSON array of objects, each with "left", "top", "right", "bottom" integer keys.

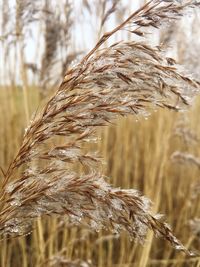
[{"left": 0, "top": 0, "right": 200, "bottom": 256}]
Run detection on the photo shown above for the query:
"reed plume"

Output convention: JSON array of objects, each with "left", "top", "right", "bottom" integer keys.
[
  {"left": 42, "top": 251, "right": 94, "bottom": 267},
  {"left": 172, "top": 115, "right": 200, "bottom": 248},
  {"left": 59, "top": 1, "right": 77, "bottom": 79},
  {"left": 0, "top": 0, "right": 200, "bottom": 255},
  {"left": 40, "top": 0, "right": 61, "bottom": 88},
  {"left": 1, "top": 0, "right": 9, "bottom": 37},
  {"left": 100, "top": 0, "right": 119, "bottom": 29},
  {"left": 40, "top": 1, "right": 77, "bottom": 91}
]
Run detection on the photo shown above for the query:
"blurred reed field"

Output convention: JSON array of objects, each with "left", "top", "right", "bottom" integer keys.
[{"left": 0, "top": 1, "right": 200, "bottom": 267}]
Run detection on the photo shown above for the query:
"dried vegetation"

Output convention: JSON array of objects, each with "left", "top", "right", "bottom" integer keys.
[{"left": 0, "top": 0, "right": 200, "bottom": 266}]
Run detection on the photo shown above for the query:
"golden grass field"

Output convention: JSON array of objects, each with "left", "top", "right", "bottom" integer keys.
[{"left": 0, "top": 87, "right": 200, "bottom": 267}]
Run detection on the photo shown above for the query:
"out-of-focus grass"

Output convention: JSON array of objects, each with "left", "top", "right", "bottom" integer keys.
[
  {"left": 0, "top": 86, "right": 40, "bottom": 168},
  {"left": 0, "top": 86, "right": 200, "bottom": 267}
]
